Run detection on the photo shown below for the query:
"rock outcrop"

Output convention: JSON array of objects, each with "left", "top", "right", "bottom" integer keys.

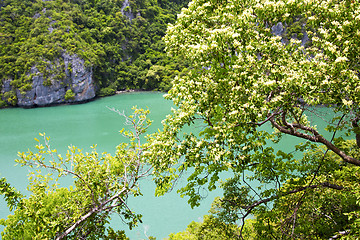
[
  {"left": 121, "top": 0, "right": 135, "bottom": 21},
  {"left": 271, "top": 20, "right": 309, "bottom": 47},
  {"left": 2, "top": 52, "right": 96, "bottom": 107}
]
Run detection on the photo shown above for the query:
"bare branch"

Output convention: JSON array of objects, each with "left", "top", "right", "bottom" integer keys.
[
  {"left": 329, "top": 230, "right": 350, "bottom": 239},
  {"left": 248, "top": 108, "right": 281, "bottom": 126},
  {"left": 270, "top": 112, "right": 360, "bottom": 166},
  {"left": 242, "top": 182, "right": 343, "bottom": 215}
]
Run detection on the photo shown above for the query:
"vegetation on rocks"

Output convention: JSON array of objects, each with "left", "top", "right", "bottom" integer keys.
[{"left": 0, "top": 0, "right": 189, "bottom": 107}]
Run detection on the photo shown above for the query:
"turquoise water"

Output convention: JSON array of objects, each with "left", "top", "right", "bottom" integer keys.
[
  {"left": 0, "top": 92, "right": 223, "bottom": 239},
  {"left": 0, "top": 92, "right": 337, "bottom": 239}
]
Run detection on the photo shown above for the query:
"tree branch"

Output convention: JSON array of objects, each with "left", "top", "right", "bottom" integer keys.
[
  {"left": 270, "top": 113, "right": 360, "bottom": 166},
  {"left": 55, "top": 187, "right": 128, "bottom": 240},
  {"left": 239, "top": 181, "right": 344, "bottom": 239},
  {"left": 243, "top": 182, "right": 343, "bottom": 212},
  {"left": 329, "top": 230, "right": 350, "bottom": 239},
  {"left": 248, "top": 107, "right": 281, "bottom": 127}
]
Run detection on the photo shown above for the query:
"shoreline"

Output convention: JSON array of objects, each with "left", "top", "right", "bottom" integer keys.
[{"left": 0, "top": 89, "right": 164, "bottom": 110}]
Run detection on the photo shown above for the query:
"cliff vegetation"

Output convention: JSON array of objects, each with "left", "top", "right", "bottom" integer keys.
[{"left": 0, "top": 0, "right": 189, "bottom": 107}]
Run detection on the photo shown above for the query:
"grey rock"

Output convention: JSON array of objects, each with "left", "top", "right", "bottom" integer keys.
[
  {"left": 271, "top": 21, "right": 309, "bottom": 46},
  {"left": 1, "top": 79, "right": 12, "bottom": 93},
  {"left": 4, "top": 52, "right": 96, "bottom": 107},
  {"left": 271, "top": 22, "right": 285, "bottom": 36},
  {"left": 33, "top": 13, "right": 41, "bottom": 19},
  {"left": 48, "top": 20, "right": 56, "bottom": 33},
  {"left": 121, "top": 0, "right": 135, "bottom": 21},
  {"left": 301, "top": 29, "right": 309, "bottom": 46},
  {"left": 63, "top": 53, "right": 95, "bottom": 102}
]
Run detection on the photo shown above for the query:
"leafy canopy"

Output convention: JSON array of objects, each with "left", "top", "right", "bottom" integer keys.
[
  {"left": 0, "top": 107, "right": 152, "bottom": 239},
  {"left": 148, "top": 0, "right": 360, "bottom": 238}
]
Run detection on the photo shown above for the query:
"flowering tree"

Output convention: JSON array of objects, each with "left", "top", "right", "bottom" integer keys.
[{"left": 149, "top": 0, "right": 360, "bottom": 238}]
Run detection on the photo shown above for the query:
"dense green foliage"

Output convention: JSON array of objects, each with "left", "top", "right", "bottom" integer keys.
[
  {"left": 0, "top": 0, "right": 189, "bottom": 107},
  {"left": 0, "top": 108, "right": 151, "bottom": 239},
  {"left": 147, "top": 0, "right": 360, "bottom": 238},
  {"left": 167, "top": 215, "right": 243, "bottom": 239}
]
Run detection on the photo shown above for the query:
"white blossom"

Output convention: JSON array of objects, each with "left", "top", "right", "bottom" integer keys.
[{"left": 334, "top": 56, "right": 348, "bottom": 63}]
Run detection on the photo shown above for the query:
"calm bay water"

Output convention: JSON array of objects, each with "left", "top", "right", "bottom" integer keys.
[
  {"left": 0, "top": 92, "right": 336, "bottom": 239},
  {"left": 0, "top": 92, "right": 223, "bottom": 239}
]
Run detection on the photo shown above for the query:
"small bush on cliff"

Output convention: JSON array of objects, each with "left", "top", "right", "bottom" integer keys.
[
  {"left": 98, "top": 86, "right": 116, "bottom": 97},
  {"left": 64, "top": 89, "right": 75, "bottom": 101}
]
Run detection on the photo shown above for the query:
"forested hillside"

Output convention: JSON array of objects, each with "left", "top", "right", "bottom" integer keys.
[{"left": 0, "top": 0, "right": 188, "bottom": 107}]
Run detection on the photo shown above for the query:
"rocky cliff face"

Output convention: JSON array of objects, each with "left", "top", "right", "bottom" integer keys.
[
  {"left": 121, "top": 0, "right": 135, "bottom": 21},
  {"left": 1, "top": 53, "right": 96, "bottom": 107}
]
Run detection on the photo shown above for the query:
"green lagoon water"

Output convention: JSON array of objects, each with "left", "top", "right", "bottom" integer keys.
[
  {"left": 0, "top": 92, "right": 224, "bottom": 239},
  {"left": 0, "top": 92, "right": 335, "bottom": 239}
]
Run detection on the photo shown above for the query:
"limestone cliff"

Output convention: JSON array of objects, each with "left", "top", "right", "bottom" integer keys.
[{"left": 1, "top": 53, "right": 96, "bottom": 107}]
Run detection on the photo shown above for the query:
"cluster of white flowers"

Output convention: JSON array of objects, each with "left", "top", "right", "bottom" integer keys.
[
  {"left": 263, "top": 0, "right": 275, "bottom": 7},
  {"left": 289, "top": 38, "right": 302, "bottom": 45},
  {"left": 342, "top": 99, "right": 353, "bottom": 106},
  {"left": 229, "top": 110, "right": 238, "bottom": 115},
  {"left": 318, "top": 28, "right": 329, "bottom": 38},
  {"left": 246, "top": 55, "right": 256, "bottom": 63},
  {"left": 270, "top": 36, "right": 282, "bottom": 42},
  {"left": 202, "top": 2, "right": 211, "bottom": 7},
  {"left": 232, "top": 32, "right": 240, "bottom": 38},
  {"left": 226, "top": 4, "right": 235, "bottom": 9},
  {"left": 264, "top": 80, "right": 276, "bottom": 86},
  {"left": 334, "top": 56, "right": 348, "bottom": 64},
  {"left": 324, "top": 41, "right": 337, "bottom": 54},
  {"left": 283, "top": 13, "right": 290, "bottom": 18},
  {"left": 272, "top": 95, "right": 282, "bottom": 103},
  {"left": 246, "top": 44, "right": 255, "bottom": 51},
  {"left": 342, "top": 20, "right": 351, "bottom": 27},
  {"left": 331, "top": 20, "right": 340, "bottom": 27},
  {"left": 191, "top": 44, "right": 208, "bottom": 54},
  {"left": 242, "top": 8, "right": 254, "bottom": 19},
  {"left": 254, "top": 3, "right": 264, "bottom": 9}
]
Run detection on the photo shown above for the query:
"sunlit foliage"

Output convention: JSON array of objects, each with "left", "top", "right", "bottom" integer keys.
[{"left": 149, "top": 0, "right": 360, "bottom": 238}]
